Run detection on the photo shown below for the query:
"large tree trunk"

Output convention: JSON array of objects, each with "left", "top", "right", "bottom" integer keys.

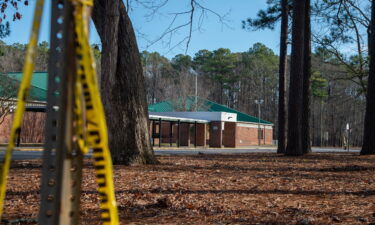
[
  {"left": 302, "top": 0, "right": 312, "bottom": 154},
  {"left": 361, "top": 1, "right": 375, "bottom": 155},
  {"left": 285, "top": 0, "right": 306, "bottom": 156},
  {"left": 92, "top": 0, "right": 158, "bottom": 164},
  {"left": 277, "top": 0, "right": 289, "bottom": 154}
]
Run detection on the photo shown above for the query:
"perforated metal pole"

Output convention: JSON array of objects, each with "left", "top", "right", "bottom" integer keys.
[
  {"left": 58, "top": 5, "right": 84, "bottom": 223},
  {"left": 38, "top": 1, "right": 70, "bottom": 224},
  {"left": 39, "top": 1, "right": 83, "bottom": 224}
]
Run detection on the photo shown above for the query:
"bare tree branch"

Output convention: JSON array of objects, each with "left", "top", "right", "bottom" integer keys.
[{"left": 130, "top": 0, "right": 231, "bottom": 54}]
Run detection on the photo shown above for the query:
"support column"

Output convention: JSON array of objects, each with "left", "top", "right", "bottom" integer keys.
[
  {"left": 194, "top": 121, "right": 197, "bottom": 148},
  {"left": 179, "top": 123, "right": 190, "bottom": 146},
  {"left": 169, "top": 121, "right": 173, "bottom": 147},
  {"left": 222, "top": 122, "right": 236, "bottom": 148},
  {"left": 196, "top": 123, "right": 206, "bottom": 147},
  {"left": 264, "top": 124, "right": 266, "bottom": 145},
  {"left": 177, "top": 120, "right": 180, "bottom": 148},
  {"left": 209, "top": 121, "right": 222, "bottom": 148},
  {"left": 152, "top": 120, "right": 155, "bottom": 147},
  {"left": 159, "top": 118, "right": 162, "bottom": 147}
]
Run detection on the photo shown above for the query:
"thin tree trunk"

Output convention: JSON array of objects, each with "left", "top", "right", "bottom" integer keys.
[
  {"left": 277, "top": 0, "right": 288, "bottom": 154},
  {"left": 311, "top": 97, "right": 315, "bottom": 146},
  {"left": 361, "top": 0, "right": 375, "bottom": 155},
  {"left": 302, "top": 0, "right": 312, "bottom": 154},
  {"left": 92, "top": 0, "right": 158, "bottom": 164},
  {"left": 320, "top": 100, "right": 323, "bottom": 146},
  {"left": 152, "top": 74, "right": 156, "bottom": 104},
  {"left": 285, "top": 0, "right": 306, "bottom": 156}
]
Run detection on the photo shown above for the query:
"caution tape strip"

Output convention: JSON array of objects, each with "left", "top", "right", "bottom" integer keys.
[
  {"left": 71, "top": 0, "right": 119, "bottom": 224},
  {"left": 0, "top": 0, "right": 119, "bottom": 223},
  {"left": 74, "top": 83, "right": 89, "bottom": 154},
  {"left": 0, "top": 0, "right": 44, "bottom": 219}
]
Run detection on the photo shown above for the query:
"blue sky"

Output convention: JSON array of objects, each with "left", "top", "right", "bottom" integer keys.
[{"left": 2, "top": 0, "right": 280, "bottom": 58}]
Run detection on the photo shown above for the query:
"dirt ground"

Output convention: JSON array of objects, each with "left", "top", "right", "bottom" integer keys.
[{"left": 2, "top": 152, "right": 375, "bottom": 224}]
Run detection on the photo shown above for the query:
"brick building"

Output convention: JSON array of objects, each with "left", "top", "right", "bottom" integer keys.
[
  {"left": 0, "top": 72, "right": 47, "bottom": 143},
  {"left": 148, "top": 98, "right": 274, "bottom": 148},
  {"left": 0, "top": 72, "right": 274, "bottom": 148}
]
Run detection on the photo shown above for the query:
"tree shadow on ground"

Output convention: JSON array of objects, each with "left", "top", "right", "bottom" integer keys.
[
  {"left": 140, "top": 163, "right": 375, "bottom": 174},
  {"left": 182, "top": 152, "right": 372, "bottom": 162},
  {"left": 116, "top": 188, "right": 375, "bottom": 197},
  {"left": 82, "top": 203, "right": 201, "bottom": 224}
]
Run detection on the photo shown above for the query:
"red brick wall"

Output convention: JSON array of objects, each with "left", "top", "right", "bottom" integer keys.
[
  {"left": 195, "top": 123, "right": 206, "bottom": 147},
  {"left": 160, "top": 122, "right": 176, "bottom": 144},
  {"left": 223, "top": 122, "right": 236, "bottom": 147},
  {"left": 209, "top": 121, "right": 222, "bottom": 147},
  {"left": 0, "top": 114, "right": 13, "bottom": 143},
  {"left": 21, "top": 112, "right": 45, "bottom": 143},
  {"left": 264, "top": 128, "right": 273, "bottom": 145},
  {"left": 150, "top": 121, "right": 209, "bottom": 147},
  {"left": 179, "top": 123, "right": 190, "bottom": 146},
  {"left": 236, "top": 123, "right": 273, "bottom": 146},
  {"left": 236, "top": 127, "right": 258, "bottom": 146},
  {"left": 205, "top": 125, "right": 210, "bottom": 146},
  {"left": 0, "top": 112, "right": 45, "bottom": 144},
  {"left": 150, "top": 121, "right": 179, "bottom": 145}
]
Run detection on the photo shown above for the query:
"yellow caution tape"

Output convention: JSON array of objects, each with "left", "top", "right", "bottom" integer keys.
[
  {"left": 0, "top": 0, "right": 45, "bottom": 218},
  {"left": 0, "top": 0, "right": 119, "bottom": 223},
  {"left": 71, "top": 0, "right": 119, "bottom": 224},
  {"left": 74, "top": 83, "right": 89, "bottom": 154}
]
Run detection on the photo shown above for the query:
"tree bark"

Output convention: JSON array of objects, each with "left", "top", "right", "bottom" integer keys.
[
  {"left": 92, "top": 0, "right": 158, "bottom": 164},
  {"left": 285, "top": 0, "right": 306, "bottom": 156},
  {"left": 302, "top": 0, "right": 312, "bottom": 154},
  {"left": 277, "top": 0, "right": 288, "bottom": 154},
  {"left": 361, "top": 1, "right": 375, "bottom": 155}
]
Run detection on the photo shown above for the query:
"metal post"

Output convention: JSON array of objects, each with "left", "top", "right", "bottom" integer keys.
[
  {"left": 264, "top": 124, "right": 266, "bottom": 145},
  {"left": 39, "top": 1, "right": 77, "bottom": 224},
  {"left": 177, "top": 120, "right": 181, "bottom": 148},
  {"left": 169, "top": 121, "right": 173, "bottom": 147},
  {"left": 255, "top": 99, "right": 263, "bottom": 146},
  {"left": 159, "top": 118, "right": 162, "bottom": 148},
  {"left": 152, "top": 120, "right": 155, "bottom": 147},
  {"left": 194, "top": 121, "right": 197, "bottom": 148},
  {"left": 257, "top": 103, "right": 261, "bottom": 146},
  {"left": 195, "top": 73, "right": 198, "bottom": 112}
]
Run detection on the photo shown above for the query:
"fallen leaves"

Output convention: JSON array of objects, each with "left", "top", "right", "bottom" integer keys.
[{"left": 1, "top": 153, "right": 375, "bottom": 224}]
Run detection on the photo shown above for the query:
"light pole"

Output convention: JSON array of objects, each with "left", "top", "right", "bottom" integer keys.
[
  {"left": 255, "top": 99, "right": 264, "bottom": 146},
  {"left": 195, "top": 72, "right": 198, "bottom": 111},
  {"left": 346, "top": 123, "right": 350, "bottom": 152}
]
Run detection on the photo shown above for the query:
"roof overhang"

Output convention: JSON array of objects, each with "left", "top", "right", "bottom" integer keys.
[{"left": 149, "top": 114, "right": 208, "bottom": 124}]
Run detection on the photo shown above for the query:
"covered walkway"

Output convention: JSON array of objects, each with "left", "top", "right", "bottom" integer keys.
[{"left": 149, "top": 115, "right": 209, "bottom": 148}]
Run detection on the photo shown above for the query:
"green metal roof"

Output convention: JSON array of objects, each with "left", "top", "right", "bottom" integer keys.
[
  {"left": 148, "top": 96, "right": 273, "bottom": 125},
  {"left": 2, "top": 72, "right": 47, "bottom": 102}
]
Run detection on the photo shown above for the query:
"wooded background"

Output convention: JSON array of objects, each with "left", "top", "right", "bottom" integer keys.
[{"left": 0, "top": 39, "right": 365, "bottom": 148}]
